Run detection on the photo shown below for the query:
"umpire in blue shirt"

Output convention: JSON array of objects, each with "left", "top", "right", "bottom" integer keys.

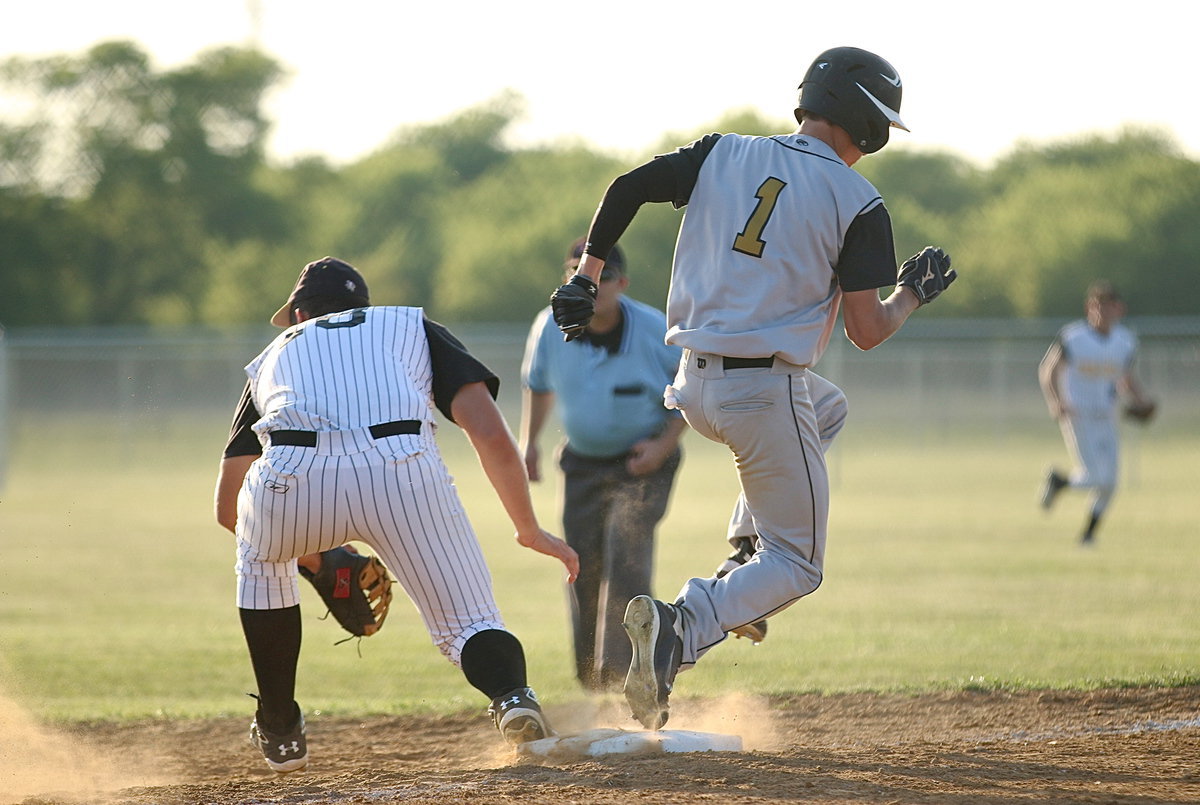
[{"left": 520, "top": 237, "right": 686, "bottom": 691}]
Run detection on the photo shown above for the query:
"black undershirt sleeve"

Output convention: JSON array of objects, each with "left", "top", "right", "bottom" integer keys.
[
  {"left": 834, "top": 202, "right": 900, "bottom": 292},
  {"left": 584, "top": 133, "right": 722, "bottom": 262},
  {"left": 657, "top": 132, "right": 722, "bottom": 207},
  {"left": 223, "top": 379, "right": 263, "bottom": 458},
  {"left": 424, "top": 317, "right": 500, "bottom": 423}
]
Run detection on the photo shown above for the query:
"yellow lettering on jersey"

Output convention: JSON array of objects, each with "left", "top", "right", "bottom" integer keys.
[{"left": 732, "top": 177, "right": 787, "bottom": 258}]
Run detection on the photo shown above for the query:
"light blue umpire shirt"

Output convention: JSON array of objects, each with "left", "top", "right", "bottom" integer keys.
[{"left": 522, "top": 296, "right": 683, "bottom": 459}]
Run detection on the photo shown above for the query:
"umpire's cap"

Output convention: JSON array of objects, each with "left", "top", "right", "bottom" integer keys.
[
  {"left": 271, "top": 257, "right": 370, "bottom": 326},
  {"left": 565, "top": 237, "right": 625, "bottom": 279}
]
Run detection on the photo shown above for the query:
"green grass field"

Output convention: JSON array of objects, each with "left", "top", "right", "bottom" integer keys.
[{"left": 0, "top": 411, "right": 1196, "bottom": 723}]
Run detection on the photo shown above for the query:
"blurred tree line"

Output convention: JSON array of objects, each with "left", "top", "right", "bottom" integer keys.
[{"left": 1, "top": 41, "right": 1197, "bottom": 328}]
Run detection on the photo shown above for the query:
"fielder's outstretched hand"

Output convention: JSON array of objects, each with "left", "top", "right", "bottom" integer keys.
[
  {"left": 551, "top": 275, "right": 598, "bottom": 341},
  {"left": 517, "top": 528, "right": 580, "bottom": 583},
  {"left": 897, "top": 246, "right": 955, "bottom": 305}
]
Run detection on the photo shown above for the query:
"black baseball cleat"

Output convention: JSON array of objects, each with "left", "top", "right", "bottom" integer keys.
[
  {"left": 489, "top": 687, "right": 550, "bottom": 747},
  {"left": 249, "top": 703, "right": 308, "bottom": 773},
  {"left": 1039, "top": 469, "right": 1068, "bottom": 510},
  {"left": 713, "top": 536, "right": 757, "bottom": 578},
  {"left": 622, "top": 595, "right": 682, "bottom": 731}
]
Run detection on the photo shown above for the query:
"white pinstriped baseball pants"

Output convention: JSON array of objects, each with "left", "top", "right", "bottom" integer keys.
[{"left": 235, "top": 428, "right": 505, "bottom": 667}]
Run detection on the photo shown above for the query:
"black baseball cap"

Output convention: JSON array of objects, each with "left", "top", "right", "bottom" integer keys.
[
  {"left": 565, "top": 236, "right": 625, "bottom": 279},
  {"left": 271, "top": 257, "right": 370, "bottom": 326}
]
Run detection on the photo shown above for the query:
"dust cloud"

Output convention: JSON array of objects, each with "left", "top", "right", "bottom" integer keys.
[
  {"left": 0, "top": 687, "right": 165, "bottom": 804},
  {"left": 669, "top": 691, "right": 781, "bottom": 751}
]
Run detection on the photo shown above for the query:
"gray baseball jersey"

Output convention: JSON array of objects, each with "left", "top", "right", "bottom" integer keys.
[
  {"left": 226, "top": 306, "right": 506, "bottom": 666},
  {"left": 666, "top": 134, "right": 892, "bottom": 367},
  {"left": 586, "top": 132, "right": 899, "bottom": 666}
]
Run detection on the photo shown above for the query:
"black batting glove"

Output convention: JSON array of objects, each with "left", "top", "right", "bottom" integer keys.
[
  {"left": 551, "top": 275, "right": 598, "bottom": 341},
  {"left": 897, "top": 246, "right": 956, "bottom": 305}
]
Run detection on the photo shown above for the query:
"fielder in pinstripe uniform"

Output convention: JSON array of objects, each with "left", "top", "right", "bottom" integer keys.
[
  {"left": 549, "top": 46, "right": 957, "bottom": 730},
  {"left": 1038, "top": 280, "right": 1154, "bottom": 544},
  {"left": 214, "top": 257, "right": 578, "bottom": 772}
]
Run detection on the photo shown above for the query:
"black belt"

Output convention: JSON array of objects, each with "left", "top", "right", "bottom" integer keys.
[
  {"left": 721, "top": 356, "right": 774, "bottom": 369},
  {"left": 269, "top": 420, "right": 421, "bottom": 447}
]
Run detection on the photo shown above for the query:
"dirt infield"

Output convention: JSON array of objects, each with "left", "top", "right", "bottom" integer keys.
[{"left": 12, "top": 686, "right": 1200, "bottom": 804}]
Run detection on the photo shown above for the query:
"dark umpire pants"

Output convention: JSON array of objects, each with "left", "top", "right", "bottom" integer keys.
[{"left": 559, "top": 443, "right": 681, "bottom": 690}]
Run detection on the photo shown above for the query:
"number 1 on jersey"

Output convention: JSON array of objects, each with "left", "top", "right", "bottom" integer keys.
[{"left": 732, "top": 177, "right": 787, "bottom": 258}]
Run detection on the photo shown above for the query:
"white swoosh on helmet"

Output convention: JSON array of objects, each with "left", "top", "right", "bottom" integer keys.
[{"left": 856, "top": 83, "right": 909, "bottom": 131}]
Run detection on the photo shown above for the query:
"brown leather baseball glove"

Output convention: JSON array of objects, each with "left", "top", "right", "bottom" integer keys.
[{"left": 299, "top": 546, "right": 393, "bottom": 637}]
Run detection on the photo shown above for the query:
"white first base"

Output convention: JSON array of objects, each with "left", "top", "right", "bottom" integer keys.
[{"left": 517, "top": 728, "right": 742, "bottom": 760}]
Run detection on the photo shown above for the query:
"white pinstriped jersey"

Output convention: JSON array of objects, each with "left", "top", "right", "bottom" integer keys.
[
  {"left": 246, "top": 306, "right": 436, "bottom": 439},
  {"left": 1056, "top": 320, "right": 1138, "bottom": 416},
  {"left": 232, "top": 305, "right": 508, "bottom": 663},
  {"left": 666, "top": 134, "right": 889, "bottom": 367}
]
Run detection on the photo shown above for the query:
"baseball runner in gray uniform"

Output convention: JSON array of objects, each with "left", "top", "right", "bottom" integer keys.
[
  {"left": 214, "top": 257, "right": 578, "bottom": 771},
  {"left": 1038, "top": 280, "right": 1154, "bottom": 544},
  {"left": 550, "top": 46, "right": 957, "bottom": 730}
]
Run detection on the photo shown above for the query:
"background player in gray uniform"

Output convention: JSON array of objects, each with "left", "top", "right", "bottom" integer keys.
[
  {"left": 1038, "top": 280, "right": 1154, "bottom": 544},
  {"left": 550, "top": 46, "right": 957, "bottom": 730},
  {"left": 213, "top": 257, "right": 578, "bottom": 771},
  {"left": 521, "top": 237, "right": 686, "bottom": 691}
]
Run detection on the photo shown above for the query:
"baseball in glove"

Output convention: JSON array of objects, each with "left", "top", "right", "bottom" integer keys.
[
  {"left": 1123, "top": 399, "right": 1157, "bottom": 424},
  {"left": 299, "top": 546, "right": 393, "bottom": 637}
]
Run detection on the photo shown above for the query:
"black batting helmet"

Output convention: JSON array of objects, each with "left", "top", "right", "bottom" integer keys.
[{"left": 796, "top": 46, "right": 908, "bottom": 154}]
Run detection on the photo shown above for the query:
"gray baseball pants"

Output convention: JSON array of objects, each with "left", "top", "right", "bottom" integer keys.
[{"left": 665, "top": 350, "right": 846, "bottom": 667}]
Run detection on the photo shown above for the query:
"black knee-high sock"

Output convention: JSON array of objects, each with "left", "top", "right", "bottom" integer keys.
[
  {"left": 459, "top": 629, "right": 527, "bottom": 699},
  {"left": 239, "top": 606, "right": 301, "bottom": 730}
]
